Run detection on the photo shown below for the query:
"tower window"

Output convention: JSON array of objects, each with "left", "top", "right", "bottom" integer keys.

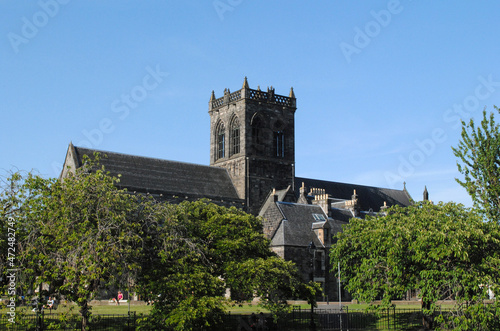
[
  {"left": 230, "top": 117, "right": 240, "bottom": 156},
  {"left": 252, "top": 116, "right": 264, "bottom": 155},
  {"left": 252, "top": 117, "right": 263, "bottom": 144},
  {"left": 216, "top": 122, "right": 225, "bottom": 160},
  {"left": 273, "top": 131, "right": 285, "bottom": 157}
]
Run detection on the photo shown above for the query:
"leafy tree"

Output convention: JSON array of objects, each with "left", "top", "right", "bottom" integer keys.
[
  {"left": 0, "top": 171, "right": 29, "bottom": 293},
  {"left": 225, "top": 256, "right": 321, "bottom": 319},
  {"left": 16, "top": 156, "right": 143, "bottom": 330},
  {"left": 331, "top": 202, "right": 500, "bottom": 330},
  {"left": 137, "top": 199, "right": 316, "bottom": 330},
  {"left": 453, "top": 106, "right": 500, "bottom": 223},
  {"left": 3, "top": 158, "right": 314, "bottom": 330}
]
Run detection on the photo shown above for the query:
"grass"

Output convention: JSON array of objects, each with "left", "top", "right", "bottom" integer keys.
[
  {"left": 1, "top": 300, "right": 456, "bottom": 316},
  {"left": 0, "top": 301, "right": 459, "bottom": 331},
  {"left": 1, "top": 301, "right": 269, "bottom": 316},
  {"left": 225, "top": 303, "right": 269, "bottom": 314},
  {"left": 0, "top": 302, "right": 152, "bottom": 316}
]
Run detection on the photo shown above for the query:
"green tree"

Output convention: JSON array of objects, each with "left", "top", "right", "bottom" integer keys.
[
  {"left": 0, "top": 171, "right": 29, "bottom": 293},
  {"left": 225, "top": 256, "right": 320, "bottom": 318},
  {"left": 453, "top": 106, "right": 500, "bottom": 223},
  {"left": 137, "top": 199, "right": 316, "bottom": 330},
  {"left": 3, "top": 158, "right": 315, "bottom": 330},
  {"left": 16, "top": 156, "right": 143, "bottom": 330},
  {"left": 331, "top": 202, "right": 500, "bottom": 330}
]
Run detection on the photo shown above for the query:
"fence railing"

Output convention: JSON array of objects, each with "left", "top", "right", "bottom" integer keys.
[
  {"left": 1, "top": 308, "right": 426, "bottom": 330},
  {"left": 313, "top": 307, "right": 424, "bottom": 330},
  {"left": 224, "top": 307, "right": 425, "bottom": 331}
]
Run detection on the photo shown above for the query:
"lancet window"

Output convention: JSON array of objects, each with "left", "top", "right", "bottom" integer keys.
[{"left": 216, "top": 121, "right": 225, "bottom": 160}]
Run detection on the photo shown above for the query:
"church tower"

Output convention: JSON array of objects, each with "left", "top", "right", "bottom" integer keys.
[{"left": 209, "top": 77, "right": 297, "bottom": 214}]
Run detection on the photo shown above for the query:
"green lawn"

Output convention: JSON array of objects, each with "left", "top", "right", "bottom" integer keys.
[
  {"left": 0, "top": 301, "right": 457, "bottom": 331},
  {"left": 1, "top": 300, "right": 454, "bottom": 316},
  {"left": 0, "top": 302, "right": 152, "bottom": 316},
  {"left": 1, "top": 302, "right": 265, "bottom": 316},
  {"left": 225, "top": 303, "right": 269, "bottom": 314}
]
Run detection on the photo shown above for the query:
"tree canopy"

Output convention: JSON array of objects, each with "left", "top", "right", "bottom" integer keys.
[
  {"left": 12, "top": 158, "right": 142, "bottom": 329},
  {"left": 136, "top": 199, "right": 317, "bottom": 330},
  {"left": 0, "top": 171, "right": 29, "bottom": 291},
  {"left": 453, "top": 106, "right": 500, "bottom": 223},
  {"left": 1, "top": 156, "right": 315, "bottom": 330},
  {"left": 331, "top": 201, "right": 500, "bottom": 330}
]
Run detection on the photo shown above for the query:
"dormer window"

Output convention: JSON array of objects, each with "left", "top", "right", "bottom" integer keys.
[{"left": 313, "top": 214, "right": 326, "bottom": 221}]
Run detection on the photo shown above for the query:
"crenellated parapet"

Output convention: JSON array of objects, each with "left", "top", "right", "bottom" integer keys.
[{"left": 209, "top": 77, "right": 296, "bottom": 111}]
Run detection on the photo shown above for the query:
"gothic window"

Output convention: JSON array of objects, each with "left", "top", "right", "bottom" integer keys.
[
  {"left": 273, "top": 131, "right": 285, "bottom": 157},
  {"left": 252, "top": 117, "right": 263, "bottom": 144},
  {"left": 230, "top": 116, "right": 240, "bottom": 156},
  {"left": 251, "top": 116, "right": 264, "bottom": 155},
  {"left": 216, "top": 121, "right": 225, "bottom": 160}
]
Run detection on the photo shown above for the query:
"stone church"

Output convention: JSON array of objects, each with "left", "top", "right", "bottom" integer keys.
[{"left": 61, "top": 78, "right": 412, "bottom": 301}]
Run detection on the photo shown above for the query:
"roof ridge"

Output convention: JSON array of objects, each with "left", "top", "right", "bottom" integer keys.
[
  {"left": 70, "top": 145, "right": 242, "bottom": 201},
  {"left": 295, "top": 176, "right": 406, "bottom": 192},
  {"left": 74, "top": 146, "right": 223, "bottom": 171}
]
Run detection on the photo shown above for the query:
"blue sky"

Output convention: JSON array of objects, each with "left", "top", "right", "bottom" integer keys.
[{"left": 2, "top": 1, "right": 500, "bottom": 206}]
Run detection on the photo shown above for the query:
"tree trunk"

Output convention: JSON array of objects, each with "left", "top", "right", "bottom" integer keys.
[
  {"left": 79, "top": 301, "right": 90, "bottom": 331},
  {"left": 421, "top": 299, "right": 433, "bottom": 330}
]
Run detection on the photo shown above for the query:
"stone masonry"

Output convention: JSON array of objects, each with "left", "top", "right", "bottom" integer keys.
[{"left": 208, "top": 77, "right": 296, "bottom": 215}]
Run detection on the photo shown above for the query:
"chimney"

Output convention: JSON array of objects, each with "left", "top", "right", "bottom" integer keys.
[
  {"left": 347, "top": 189, "right": 360, "bottom": 216},
  {"left": 380, "top": 201, "right": 388, "bottom": 214}
]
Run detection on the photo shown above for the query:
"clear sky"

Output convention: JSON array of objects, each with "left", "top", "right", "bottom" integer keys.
[{"left": 2, "top": 1, "right": 500, "bottom": 206}]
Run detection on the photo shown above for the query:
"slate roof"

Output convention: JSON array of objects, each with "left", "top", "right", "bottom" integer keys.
[
  {"left": 330, "top": 208, "right": 355, "bottom": 222},
  {"left": 258, "top": 186, "right": 292, "bottom": 217},
  {"left": 295, "top": 177, "right": 412, "bottom": 212},
  {"left": 271, "top": 202, "right": 328, "bottom": 248},
  {"left": 329, "top": 218, "right": 348, "bottom": 236},
  {"left": 68, "top": 146, "right": 242, "bottom": 202}
]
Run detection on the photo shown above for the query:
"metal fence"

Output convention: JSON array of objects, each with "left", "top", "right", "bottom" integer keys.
[
  {"left": 1, "top": 308, "right": 426, "bottom": 330},
  {"left": 224, "top": 307, "right": 424, "bottom": 331},
  {"left": 313, "top": 307, "right": 424, "bottom": 330}
]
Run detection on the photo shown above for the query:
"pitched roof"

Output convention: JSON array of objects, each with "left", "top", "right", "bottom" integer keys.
[
  {"left": 66, "top": 145, "right": 242, "bottom": 202},
  {"left": 258, "top": 186, "right": 292, "bottom": 217},
  {"left": 330, "top": 208, "right": 355, "bottom": 222},
  {"left": 329, "top": 218, "right": 348, "bottom": 236},
  {"left": 295, "top": 177, "right": 412, "bottom": 212},
  {"left": 271, "top": 202, "right": 327, "bottom": 248}
]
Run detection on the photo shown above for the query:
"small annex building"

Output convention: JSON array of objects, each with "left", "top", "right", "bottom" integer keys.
[{"left": 61, "top": 78, "right": 413, "bottom": 301}]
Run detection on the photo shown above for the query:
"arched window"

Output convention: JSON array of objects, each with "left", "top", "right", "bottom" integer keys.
[
  {"left": 252, "top": 116, "right": 263, "bottom": 145},
  {"left": 273, "top": 130, "right": 285, "bottom": 157},
  {"left": 250, "top": 113, "right": 269, "bottom": 155},
  {"left": 216, "top": 121, "right": 225, "bottom": 160},
  {"left": 230, "top": 116, "right": 240, "bottom": 156}
]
